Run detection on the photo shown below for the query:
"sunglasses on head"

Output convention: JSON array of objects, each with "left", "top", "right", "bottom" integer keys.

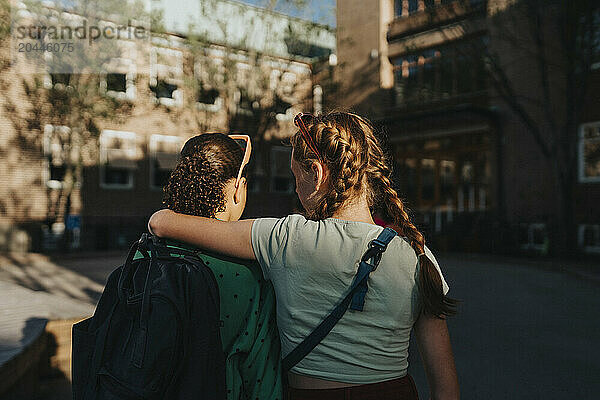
[
  {"left": 294, "top": 112, "right": 323, "bottom": 162},
  {"left": 228, "top": 134, "right": 252, "bottom": 188}
]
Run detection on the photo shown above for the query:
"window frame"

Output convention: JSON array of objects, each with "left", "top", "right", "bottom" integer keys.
[
  {"left": 247, "top": 151, "right": 266, "bottom": 194},
  {"left": 99, "top": 130, "right": 137, "bottom": 190},
  {"left": 578, "top": 121, "right": 600, "bottom": 183},
  {"left": 43, "top": 124, "right": 72, "bottom": 190},
  {"left": 148, "top": 134, "right": 182, "bottom": 190},
  {"left": 100, "top": 39, "right": 137, "bottom": 101},
  {"left": 150, "top": 46, "right": 184, "bottom": 107},
  {"left": 194, "top": 56, "right": 224, "bottom": 112},
  {"left": 269, "top": 146, "right": 294, "bottom": 194},
  {"left": 519, "top": 223, "right": 548, "bottom": 252},
  {"left": 578, "top": 224, "right": 600, "bottom": 254},
  {"left": 43, "top": 72, "right": 73, "bottom": 90}
]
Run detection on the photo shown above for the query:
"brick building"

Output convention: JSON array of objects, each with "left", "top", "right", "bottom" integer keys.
[
  {"left": 336, "top": 0, "right": 600, "bottom": 255},
  {"left": 0, "top": 0, "right": 335, "bottom": 251}
]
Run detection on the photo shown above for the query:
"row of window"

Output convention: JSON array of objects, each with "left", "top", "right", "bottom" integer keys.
[
  {"left": 391, "top": 121, "right": 599, "bottom": 212},
  {"left": 45, "top": 46, "right": 301, "bottom": 117},
  {"left": 42, "top": 118, "right": 599, "bottom": 195},
  {"left": 395, "top": 156, "right": 490, "bottom": 211},
  {"left": 393, "top": 39, "right": 487, "bottom": 105},
  {"left": 44, "top": 127, "right": 295, "bottom": 193},
  {"left": 394, "top": 0, "right": 484, "bottom": 17},
  {"left": 519, "top": 224, "right": 600, "bottom": 254},
  {"left": 393, "top": 132, "right": 492, "bottom": 210}
]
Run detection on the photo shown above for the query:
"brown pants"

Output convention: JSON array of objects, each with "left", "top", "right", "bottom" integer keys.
[{"left": 285, "top": 375, "right": 419, "bottom": 400}]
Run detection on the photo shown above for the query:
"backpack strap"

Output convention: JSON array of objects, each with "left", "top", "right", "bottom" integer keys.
[
  {"left": 117, "top": 236, "right": 149, "bottom": 303},
  {"left": 131, "top": 255, "right": 153, "bottom": 368},
  {"left": 350, "top": 227, "right": 397, "bottom": 312},
  {"left": 281, "top": 227, "right": 397, "bottom": 372}
]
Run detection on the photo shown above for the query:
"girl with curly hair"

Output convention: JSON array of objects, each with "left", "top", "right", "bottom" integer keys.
[
  {"left": 149, "top": 113, "right": 459, "bottom": 400},
  {"left": 159, "top": 133, "right": 283, "bottom": 400}
]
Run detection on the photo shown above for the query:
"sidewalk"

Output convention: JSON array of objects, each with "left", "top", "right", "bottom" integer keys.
[
  {"left": 0, "top": 280, "right": 94, "bottom": 368},
  {"left": 0, "top": 252, "right": 115, "bottom": 305},
  {"left": 0, "top": 253, "right": 97, "bottom": 399},
  {"left": 438, "top": 252, "right": 600, "bottom": 285}
]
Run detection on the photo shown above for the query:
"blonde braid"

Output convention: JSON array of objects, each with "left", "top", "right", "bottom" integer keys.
[{"left": 297, "top": 119, "right": 369, "bottom": 220}]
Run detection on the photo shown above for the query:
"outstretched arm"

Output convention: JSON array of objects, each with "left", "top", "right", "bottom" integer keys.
[
  {"left": 148, "top": 209, "right": 256, "bottom": 260},
  {"left": 414, "top": 313, "right": 460, "bottom": 400}
]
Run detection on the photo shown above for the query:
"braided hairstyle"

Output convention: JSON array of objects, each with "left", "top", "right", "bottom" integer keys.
[
  {"left": 163, "top": 133, "right": 246, "bottom": 218},
  {"left": 291, "top": 111, "right": 457, "bottom": 318}
]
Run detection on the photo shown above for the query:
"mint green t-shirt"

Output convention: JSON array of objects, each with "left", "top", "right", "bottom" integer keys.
[{"left": 251, "top": 214, "right": 449, "bottom": 384}]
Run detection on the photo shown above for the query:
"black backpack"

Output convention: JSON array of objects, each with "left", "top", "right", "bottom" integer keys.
[{"left": 72, "top": 233, "right": 226, "bottom": 400}]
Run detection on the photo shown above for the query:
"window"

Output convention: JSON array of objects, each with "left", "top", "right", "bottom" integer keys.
[
  {"left": 197, "top": 86, "right": 219, "bottom": 105},
  {"left": 99, "top": 130, "right": 138, "bottom": 189},
  {"left": 519, "top": 223, "right": 548, "bottom": 252},
  {"left": 270, "top": 146, "right": 294, "bottom": 193},
  {"left": 101, "top": 41, "right": 137, "bottom": 101},
  {"left": 269, "top": 71, "right": 296, "bottom": 120},
  {"left": 578, "top": 225, "right": 600, "bottom": 254},
  {"left": 107, "top": 73, "right": 126, "bottom": 92},
  {"left": 396, "top": 158, "right": 418, "bottom": 202},
  {"left": 149, "top": 135, "right": 181, "bottom": 189},
  {"left": 408, "top": 0, "right": 419, "bottom": 14},
  {"left": 150, "top": 47, "right": 183, "bottom": 107},
  {"left": 44, "top": 72, "right": 73, "bottom": 90},
  {"left": 421, "top": 159, "right": 436, "bottom": 202},
  {"left": 578, "top": 122, "right": 600, "bottom": 183},
  {"left": 43, "top": 125, "right": 72, "bottom": 189},
  {"left": 279, "top": 71, "right": 297, "bottom": 97},
  {"left": 592, "top": 10, "right": 600, "bottom": 70},
  {"left": 394, "top": 56, "right": 420, "bottom": 104},
  {"left": 236, "top": 62, "right": 252, "bottom": 84},
  {"left": 237, "top": 88, "right": 257, "bottom": 115},
  {"left": 195, "top": 56, "right": 223, "bottom": 111},
  {"left": 102, "top": 71, "right": 136, "bottom": 101},
  {"left": 235, "top": 62, "right": 258, "bottom": 115},
  {"left": 150, "top": 81, "right": 178, "bottom": 99},
  {"left": 270, "top": 69, "right": 282, "bottom": 90},
  {"left": 459, "top": 161, "right": 475, "bottom": 211},
  {"left": 421, "top": 61, "right": 436, "bottom": 100},
  {"left": 396, "top": 0, "right": 461, "bottom": 16},
  {"left": 50, "top": 73, "right": 71, "bottom": 86},
  {"left": 248, "top": 152, "right": 265, "bottom": 193},
  {"left": 273, "top": 96, "right": 292, "bottom": 121},
  {"left": 440, "top": 160, "right": 456, "bottom": 205}
]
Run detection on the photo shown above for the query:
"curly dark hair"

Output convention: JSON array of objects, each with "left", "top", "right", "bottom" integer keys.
[{"left": 162, "top": 133, "right": 246, "bottom": 218}]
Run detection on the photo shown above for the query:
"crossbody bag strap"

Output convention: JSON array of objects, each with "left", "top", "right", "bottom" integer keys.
[{"left": 281, "top": 227, "right": 397, "bottom": 372}]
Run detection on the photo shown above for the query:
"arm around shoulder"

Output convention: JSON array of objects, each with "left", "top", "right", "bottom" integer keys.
[
  {"left": 414, "top": 313, "right": 460, "bottom": 400},
  {"left": 148, "top": 209, "right": 256, "bottom": 260}
]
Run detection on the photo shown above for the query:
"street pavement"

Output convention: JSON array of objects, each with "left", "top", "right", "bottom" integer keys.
[
  {"left": 1, "top": 250, "right": 598, "bottom": 399},
  {"left": 408, "top": 253, "right": 600, "bottom": 400}
]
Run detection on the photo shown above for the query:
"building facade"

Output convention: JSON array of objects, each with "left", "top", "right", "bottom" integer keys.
[
  {"left": 336, "top": 0, "right": 600, "bottom": 255},
  {"left": 0, "top": 0, "right": 335, "bottom": 252}
]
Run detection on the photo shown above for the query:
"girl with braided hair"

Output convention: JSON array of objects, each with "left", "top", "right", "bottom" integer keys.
[{"left": 149, "top": 113, "right": 459, "bottom": 400}]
